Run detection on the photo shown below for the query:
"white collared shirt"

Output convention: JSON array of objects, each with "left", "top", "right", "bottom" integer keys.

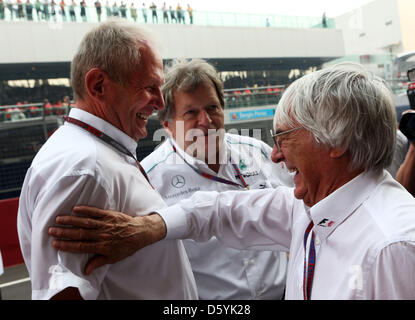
[
  {"left": 159, "top": 170, "right": 415, "bottom": 299},
  {"left": 142, "top": 134, "right": 293, "bottom": 300},
  {"left": 17, "top": 108, "right": 197, "bottom": 300}
]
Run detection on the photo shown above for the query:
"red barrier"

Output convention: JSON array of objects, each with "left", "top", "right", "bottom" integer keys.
[{"left": 0, "top": 198, "right": 24, "bottom": 267}]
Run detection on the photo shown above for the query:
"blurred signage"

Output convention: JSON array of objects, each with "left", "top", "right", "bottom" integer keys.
[{"left": 230, "top": 108, "right": 275, "bottom": 121}]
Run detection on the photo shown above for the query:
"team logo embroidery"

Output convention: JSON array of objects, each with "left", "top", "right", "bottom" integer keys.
[
  {"left": 171, "top": 175, "right": 186, "bottom": 188},
  {"left": 239, "top": 159, "right": 247, "bottom": 171},
  {"left": 317, "top": 218, "right": 335, "bottom": 227}
]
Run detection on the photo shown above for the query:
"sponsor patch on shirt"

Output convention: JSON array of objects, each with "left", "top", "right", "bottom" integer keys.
[{"left": 164, "top": 187, "right": 201, "bottom": 200}]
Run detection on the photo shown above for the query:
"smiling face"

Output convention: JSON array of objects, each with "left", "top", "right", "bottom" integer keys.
[
  {"left": 164, "top": 82, "right": 225, "bottom": 161},
  {"left": 271, "top": 123, "right": 334, "bottom": 207},
  {"left": 106, "top": 44, "right": 165, "bottom": 141}
]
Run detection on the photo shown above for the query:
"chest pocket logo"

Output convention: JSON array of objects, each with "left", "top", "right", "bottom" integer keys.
[{"left": 171, "top": 175, "right": 186, "bottom": 188}]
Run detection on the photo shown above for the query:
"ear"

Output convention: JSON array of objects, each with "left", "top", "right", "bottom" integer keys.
[
  {"left": 85, "top": 68, "right": 108, "bottom": 101},
  {"left": 329, "top": 147, "right": 347, "bottom": 159}
]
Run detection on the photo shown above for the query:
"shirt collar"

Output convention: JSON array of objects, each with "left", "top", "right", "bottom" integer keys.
[
  {"left": 67, "top": 108, "right": 138, "bottom": 157},
  {"left": 309, "top": 170, "right": 382, "bottom": 240}
]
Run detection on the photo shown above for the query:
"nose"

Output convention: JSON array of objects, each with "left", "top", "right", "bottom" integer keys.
[
  {"left": 152, "top": 87, "right": 165, "bottom": 110},
  {"left": 271, "top": 144, "right": 284, "bottom": 163}
]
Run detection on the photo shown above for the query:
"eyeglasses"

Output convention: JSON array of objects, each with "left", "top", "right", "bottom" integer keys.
[{"left": 269, "top": 127, "right": 303, "bottom": 153}]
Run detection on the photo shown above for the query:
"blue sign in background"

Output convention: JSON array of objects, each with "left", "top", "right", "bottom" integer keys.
[{"left": 230, "top": 108, "right": 275, "bottom": 121}]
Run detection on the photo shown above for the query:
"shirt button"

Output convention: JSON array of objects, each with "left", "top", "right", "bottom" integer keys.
[
  {"left": 315, "top": 238, "right": 321, "bottom": 246},
  {"left": 248, "top": 259, "right": 255, "bottom": 266}
]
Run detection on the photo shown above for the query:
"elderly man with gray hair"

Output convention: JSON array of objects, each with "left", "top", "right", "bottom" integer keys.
[
  {"left": 18, "top": 19, "right": 198, "bottom": 300},
  {"left": 50, "top": 63, "right": 415, "bottom": 299}
]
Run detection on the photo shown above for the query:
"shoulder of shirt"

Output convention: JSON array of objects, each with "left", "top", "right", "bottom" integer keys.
[
  {"left": 32, "top": 124, "right": 102, "bottom": 174},
  {"left": 225, "top": 133, "right": 270, "bottom": 158},
  {"left": 141, "top": 140, "right": 175, "bottom": 174},
  {"left": 361, "top": 174, "right": 415, "bottom": 243}
]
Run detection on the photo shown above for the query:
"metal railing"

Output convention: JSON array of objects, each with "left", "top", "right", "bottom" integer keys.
[
  {"left": 0, "top": 85, "right": 285, "bottom": 123},
  {"left": 0, "top": 102, "right": 71, "bottom": 123},
  {"left": 223, "top": 85, "right": 284, "bottom": 109},
  {"left": 0, "top": 3, "right": 335, "bottom": 29}
]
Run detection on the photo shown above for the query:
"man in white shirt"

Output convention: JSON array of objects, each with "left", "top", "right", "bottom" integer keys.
[
  {"left": 18, "top": 19, "right": 197, "bottom": 299},
  {"left": 49, "top": 63, "right": 415, "bottom": 299},
  {"left": 141, "top": 59, "right": 293, "bottom": 299}
]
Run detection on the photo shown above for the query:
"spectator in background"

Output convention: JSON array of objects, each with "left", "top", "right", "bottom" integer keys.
[
  {"left": 105, "top": 0, "right": 111, "bottom": 17},
  {"left": 43, "top": 98, "right": 52, "bottom": 115},
  {"left": 60, "top": 0, "right": 66, "bottom": 21},
  {"left": 396, "top": 110, "right": 415, "bottom": 197},
  {"left": 130, "top": 2, "right": 137, "bottom": 22},
  {"left": 176, "top": 3, "right": 184, "bottom": 23},
  {"left": 322, "top": 12, "right": 327, "bottom": 28},
  {"left": 17, "top": 0, "right": 24, "bottom": 19},
  {"left": 26, "top": 0, "right": 34, "bottom": 20},
  {"left": 186, "top": 3, "right": 192, "bottom": 24},
  {"left": 150, "top": 2, "right": 157, "bottom": 23},
  {"left": 141, "top": 2, "right": 147, "bottom": 22},
  {"left": 79, "top": 0, "right": 86, "bottom": 21},
  {"left": 69, "top": 0, "right": 76, "bottom": 21},
  {"left": 169, "top": 5, "right": 176, "bottom": 23},
  {"left": 112, "top": 1, "right": 119, "bottom": 16},
  {"left": 0, "top": 0, "right": 5, "bottom": 20},
  {"left": 162, "top": 2, "right": 168, "bottom": 23},
  {"left": 35, "top": 0, "right": 42, "bottom": 20},
  {"left": 95, "top": 0, "right": 101, "bottom": 21},
  {"left": 50, "top": 0, "right": 56, "bottom": 21},
  {"left": 43, "top": 0, "right": 50, "bottom": 20},
  {"left": 120, "top": 0, "right": 126, "bottom": 18},
  {"left": 6, "top": 0, "right": 13, "bottom": 20}
]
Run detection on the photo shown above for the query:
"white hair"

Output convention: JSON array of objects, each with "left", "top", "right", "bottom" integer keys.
[
  {"left": 274, "top": 63, "right": 397, "bottom": 172},
  {"left": 71, "top": 18, "right": 157, "bottom": 100}
]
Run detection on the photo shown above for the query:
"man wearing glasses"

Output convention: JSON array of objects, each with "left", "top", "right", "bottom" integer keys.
[{"left": 49, "top": 63, "right": 415, "bottom": 299}]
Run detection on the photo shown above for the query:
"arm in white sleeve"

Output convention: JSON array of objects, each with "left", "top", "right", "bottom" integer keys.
[
  {"left": 158, "top": 187, "right": 294, "bottom": 252},
  {"left": 18, "top": 171, "right": 113, "bottom": 300}
]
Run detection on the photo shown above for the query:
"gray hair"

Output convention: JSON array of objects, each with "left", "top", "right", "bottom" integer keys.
[
  {"left": 71, "top": 18, "right": 155, "bottom": 100},
  {"left": 158, "top": 59, "right": 225, "bottom": 122},
  {"left": 274, "top": 62, "right": 397, "bottom": 172}
]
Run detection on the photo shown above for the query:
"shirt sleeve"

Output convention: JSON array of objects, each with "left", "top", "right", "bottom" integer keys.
[
  {"left": 19, "top": 170, "right": 113, "bottom": 300},
  {"left": 365, "top": 241, "right": 415, "bottom": 299},
  {"left": 158, "top": 187, "right": 294, "bottom": 252}
]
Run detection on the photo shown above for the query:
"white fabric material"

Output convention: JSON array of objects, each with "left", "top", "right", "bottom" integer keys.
[
  {"left": 142, "top": 135, "right": 293, "bottom": 299},
  {"left": 0, "top": 250, "right": 4, "bottom": 276},
  {"left": 159, "top": 170, "right": 415, "bottom": 299},
  {"left": 17, "top": 108, "right": 197, "bottom": 300}
]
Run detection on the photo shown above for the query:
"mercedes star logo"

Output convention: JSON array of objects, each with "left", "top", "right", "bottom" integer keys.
[{"left": 171, "top": 175, "right": 186, "bottom": 188}]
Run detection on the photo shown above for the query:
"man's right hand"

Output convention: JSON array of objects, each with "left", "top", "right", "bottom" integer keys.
[{"left": 48, "top": 206, "right": 167, "bottom": 275}]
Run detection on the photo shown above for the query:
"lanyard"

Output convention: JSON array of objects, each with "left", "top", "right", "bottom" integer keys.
[
  {"left": 171, "top": 144, "right": 249, "bottom": 190},
  {"left": 303, "top": 221, "right": 316, "bottom": 300},
  {"left": 63, "top": 116, "right": 153, "bottom": 188}
]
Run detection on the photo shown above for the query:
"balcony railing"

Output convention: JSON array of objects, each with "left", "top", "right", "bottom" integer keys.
[
  {"left": 0, "top": 85, "right": 286, "bottom": 123},
  {"left": 0, "top": 3, "right": 335, "bottom": 29}
]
